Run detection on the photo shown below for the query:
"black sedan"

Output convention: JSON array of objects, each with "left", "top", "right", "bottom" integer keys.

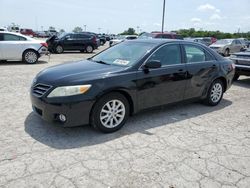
[
  {"left": 30, "top": 39, "right": 235, "bottom": 133},
  {"left": 230, "top": 48, "right": 250, "bottom": 80}
]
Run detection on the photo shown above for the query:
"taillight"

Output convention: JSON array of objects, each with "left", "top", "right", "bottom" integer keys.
[
  {"left": 41, "top": 42, "right": 48, "bottom": 48},
  {"left": 92, "top": 36, "right": 97, "bottom": 44}
]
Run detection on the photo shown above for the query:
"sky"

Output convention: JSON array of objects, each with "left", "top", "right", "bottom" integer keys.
[{"left": 0, "top": 0, "right": 250, "bottom": 34}]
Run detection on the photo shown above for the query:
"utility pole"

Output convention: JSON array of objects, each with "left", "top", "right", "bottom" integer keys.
[
  {"left": 84, "top": 25, "right": 87, "bottom": 31},
  {"left": 161, "top": 0, "right": 166, "bottom": 33}
]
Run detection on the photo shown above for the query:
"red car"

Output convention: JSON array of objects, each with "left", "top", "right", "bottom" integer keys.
[{"left": 20, "top": 28, "right": 35, "bottom": 37}]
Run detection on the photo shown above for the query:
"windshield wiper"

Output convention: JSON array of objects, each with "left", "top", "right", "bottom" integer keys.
[{"left": 92, "top": 60, "right": 110, "bottom": 65}]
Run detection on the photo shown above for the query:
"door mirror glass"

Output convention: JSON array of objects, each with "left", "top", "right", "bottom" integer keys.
[{"left": 144, "top": 60, "right": 161, "bottom": 69}]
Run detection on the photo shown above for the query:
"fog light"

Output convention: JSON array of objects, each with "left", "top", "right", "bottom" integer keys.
[{"left": 58, "top": 114, "right": 66, "bottom": 122}]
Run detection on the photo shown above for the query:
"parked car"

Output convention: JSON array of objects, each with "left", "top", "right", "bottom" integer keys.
[
  {"left": 0, "top": 31, "right": 48, "bottom": 64},
  {"left": 210, "top": 39, "right": 245, "bottom": 56},
  {"left": 139, "top": 32, "right": 183, "bottom": 40},
  {"left": 238, "top": 38, "right": 250, "bottom": 48},
  {"left": 184, "top": 37, "right": 209, "bottom": 46},
  {"left": 34, "top": 31, "right": 49, "bottom": 38},
  {"left": 30, "top": 39, "right": 234, "bottom": 133},
  {"left": 81, "top": 32, "right": 101, "bottom": 47},
  {"left": 46, "top": 29, "right": 58, "bottom": 37},
  {"left": 20, "top": 28, "right": 36, "bottom": 37},
  {"left": 7, "top": 26, "right": 20, "bottom": 33},
  {"left": 109, "top": 35, "right": 137, "bottom": 46},
  {"left": 230, "top": 48, "right": 250, "bottom": 80},
  {"left": 46, "top": 32, "right": 98, "bottom": 53},
  {"left": 0, "top": 27, "right": 7, "bottom": 31}
]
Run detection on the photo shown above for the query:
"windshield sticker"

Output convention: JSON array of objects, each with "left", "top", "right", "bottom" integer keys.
[{"left": 113, "top": 59, "right": 130, "bottom": 65}]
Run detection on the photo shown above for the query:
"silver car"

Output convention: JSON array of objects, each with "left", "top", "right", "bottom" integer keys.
[{"left": 209, "top": 39, "right": 244, "bottom": 56}]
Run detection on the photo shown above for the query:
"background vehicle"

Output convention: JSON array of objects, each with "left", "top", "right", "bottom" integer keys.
[
  {"left": 31, "top": 40, "right": 234, "bottom": 133},
  {"left": 20, "top": 28, "right": 35, "bottom": 37},
  {"left": 97, "top": 34, "right": 106, "bottom": 45},
  {"left": 109, "top": 35, "right": 137, "bottom": 46},
  {"left": 238, "top": 38, "right": 250, "bottom": 48},
  {"left": 34, "top": 31, "right": 49, "bottom": 38},
  {"left": 46, "top": 29, "right": 58, "bottom": 37},
  {"left": 184, "top": 37, "right": 209, "bottom": 46},
  {"left": 230, "top": 48, "right": 250, "bottom": 80},
  {"left": 7, "top": 26, "right": 20, "bottom": 33},
  {"left": 139, "top": 32, "right": 183, "bottom": 39},
  {"left": 0, "top": 27, "right": 7, "bottom": 31},
  {"left": 0, "top": 31, "right": 48, "bottom": 64},
  {"left": 46, "top": 32, "right": 98, "bottom": 53},
  {"left": 210, "top": 39, "right": 245, "bottom": 56}
]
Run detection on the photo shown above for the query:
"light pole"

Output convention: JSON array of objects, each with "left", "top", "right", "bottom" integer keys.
[
  {"left": 84, "top": 25, "right": 87, "bottom": 31},
  {"left": 161, "top": 0, "right": 166, "bottom": 33}
]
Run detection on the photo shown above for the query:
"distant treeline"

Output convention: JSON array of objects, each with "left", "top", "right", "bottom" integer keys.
[{"left": 173, "top": 28, "right": 250, "bottom": 39}]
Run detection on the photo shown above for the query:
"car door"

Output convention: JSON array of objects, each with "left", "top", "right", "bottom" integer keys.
[
  {"left": 136, "top": 43, "right": 187, "bottom": 110},
  {"left": 182, "top": 44, "right": 218, "bottom": 99},
  {"left": 0, "top": 33, "right": 26, "bottom": 60},
  {"left": 62, "top": 34, "right": 76, "bottom": 50},
  {"left": 76, "top": 34, "right": 89, "bottom": 50},
  {"left": 235, "top": 40, "right": 243, "bottom": 52}
]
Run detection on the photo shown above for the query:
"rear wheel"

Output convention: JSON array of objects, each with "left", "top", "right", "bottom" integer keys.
[
  {"left": 204, "top": 79, "right": 224, "bottom": 106},
  {"left": 55, "top": 45, "right": 63, "bottom": 54},
  {"left": 23, "top": 50, "right": 38, "bottom": 64},
  {"left": 86, "top": 45, "right": 93, "bottom": 53},
  {"left": 91, "top": 93, "right": 129, "bottom": 133}
]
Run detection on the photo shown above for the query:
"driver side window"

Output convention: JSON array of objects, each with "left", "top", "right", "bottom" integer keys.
[{"left": 148, "top": 44, "right": 181, "bottom": 66}]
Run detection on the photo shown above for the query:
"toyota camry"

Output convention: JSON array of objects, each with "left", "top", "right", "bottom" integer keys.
[{"left": 30, "top": 39, "right": 235, "bottom": 133}]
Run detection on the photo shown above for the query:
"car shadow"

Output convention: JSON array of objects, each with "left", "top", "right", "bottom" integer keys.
[
  {"left": 24, "top": 99, "right": 232, "bottom": 149},
  {"left": 233, "top": 77, "right": 250, "bottom": 89},
  {"left": 0, "top": 60, "right": 48, "bottom": 66}
]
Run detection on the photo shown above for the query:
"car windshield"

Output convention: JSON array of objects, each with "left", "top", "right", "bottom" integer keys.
[
  {"left": 215, "top": 39, "right": 233, "bottom": 44},
  {"left": 91, "top": 41, "right": 155, "bottom": 66}
]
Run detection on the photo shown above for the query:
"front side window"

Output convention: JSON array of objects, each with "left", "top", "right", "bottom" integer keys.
[
  {"left": 3, "top": 34, "right": 26, "bottom": 41},
  {"left": 148, "top": 44, "right": 182, "bottom": 66},
  {"left": 184, "top": 45, "right": 206, "bottom": 63}
]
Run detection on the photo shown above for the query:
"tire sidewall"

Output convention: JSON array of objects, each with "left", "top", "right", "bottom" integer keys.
[
  {"left": 23, "top": 50, "right": 38, "bottom": 64},
  {"left": 56, "top": 45, "right": 63, "bottom": 54},
  {"left": 86, "top": 45, "right": 93, "bottom": 53},
  {"left": 207, "top": 79, "right": 224, "bottom": 106},
  {"left": 91, "top": 93, "right": 129, "bottom": 133}
]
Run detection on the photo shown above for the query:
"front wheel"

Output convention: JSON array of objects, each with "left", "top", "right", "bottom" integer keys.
[
  {"left": 23, "top": 50, "right": 38, "bottom": 64},
  {"left": 91, "top": 93, "right": 130, "bottom": 133},
  {"left": 204, "top": 79, "right": 224, "bottom": 106},
  {"left": 224, "top": 49, "right": 230, "bottom": 56}
]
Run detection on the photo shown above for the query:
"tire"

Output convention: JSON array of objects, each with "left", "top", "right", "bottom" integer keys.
[
  {"left": 55, "top": 45, "right": 64, "bottom": 54},
  {"left": 23, "top": 50, "right": 38, "bottom": 64},
  {"left": 224, "top": 48, "right": 230, "bottom": 57},
  {"left": 233, "top": 74, "right": 240, "bottom": 81},
  {"left": 90, "top": 92, "right": 130, "bottom": 133},
  {"left": 204, "top": 79, "right": 224, "bottom": 106},
  {"left": 86, "top": 45, "right": 93, "bottom": 53}
]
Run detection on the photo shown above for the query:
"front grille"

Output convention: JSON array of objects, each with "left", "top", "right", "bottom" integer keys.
[{"left": 32, "top": 83, "right": 52, "bottom": 97}]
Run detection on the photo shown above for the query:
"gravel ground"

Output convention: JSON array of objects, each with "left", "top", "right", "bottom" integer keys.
[{"left": 0, "top": 44, "right": 250, "bottom": 188}]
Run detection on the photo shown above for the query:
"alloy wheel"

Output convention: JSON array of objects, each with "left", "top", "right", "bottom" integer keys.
[{"left": 210, "top": 83, "right": 223, "bottom": 103}]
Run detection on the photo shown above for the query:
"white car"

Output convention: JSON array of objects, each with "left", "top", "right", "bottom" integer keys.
[
  {"left": 109, "top": 35, "right": 138, "bottom": 47},
  {"left": 0, "top": 31, "right": 48, "bottom": 64}
]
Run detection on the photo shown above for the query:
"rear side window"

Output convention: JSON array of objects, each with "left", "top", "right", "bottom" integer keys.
[
  {"left": 3, "top": 34, "right": 26, "bottom": 41},
  {"left": 0, "top": 33, "right": 3, "bottom": 41},
  {"left": 184, "top": 45, "right": 205, "bottom": 63},
  {"left": 148, "top": 44, "right": 182, "bottom": 66}
]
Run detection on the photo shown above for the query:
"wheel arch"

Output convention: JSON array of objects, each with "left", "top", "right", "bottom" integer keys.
[
  {"left": 22, "top": 48, "right": 39, "bottom": 60},
  {"left": 92, "top": 89, "right": 135, "bottom": 116}
]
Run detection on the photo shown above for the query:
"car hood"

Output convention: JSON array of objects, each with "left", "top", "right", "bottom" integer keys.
[{"left": 35, "top": 60, "right": 127, "bottom": 86}]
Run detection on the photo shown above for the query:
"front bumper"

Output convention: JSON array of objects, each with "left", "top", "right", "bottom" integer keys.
[{"left": 30, "top": 94, "right": 95, "bottom": 127}]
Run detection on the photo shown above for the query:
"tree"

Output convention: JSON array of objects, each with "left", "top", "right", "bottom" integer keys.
[
  {"left": 59, "top": 29, "right": 65, "bottom": 33},
  {"left": 120, "top": 28, "right": 136, "bottom": 35},
  {"left": 73, "top": 26, "right": 83, "bottom": 33}
]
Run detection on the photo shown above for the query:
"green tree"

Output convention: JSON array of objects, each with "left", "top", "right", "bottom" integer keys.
[
  {"left": 73, "top": 26, "right": 83, "bottom": 33},
  {"left": 120, "top": 28, "right": 136, "bottom": 35}
]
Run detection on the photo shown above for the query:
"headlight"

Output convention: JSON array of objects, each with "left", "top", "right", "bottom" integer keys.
[{"left": 47, "top": 85, "right": 91, "bottom": 98}]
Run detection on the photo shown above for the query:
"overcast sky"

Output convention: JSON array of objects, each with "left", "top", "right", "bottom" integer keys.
[{"left": 0, "top": 0, "right": 250, "bottom": 34}]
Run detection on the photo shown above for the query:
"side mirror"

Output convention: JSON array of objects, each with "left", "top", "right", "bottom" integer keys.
[{"left": 144, "top": 60, "right": 161, "bottom": 69}]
